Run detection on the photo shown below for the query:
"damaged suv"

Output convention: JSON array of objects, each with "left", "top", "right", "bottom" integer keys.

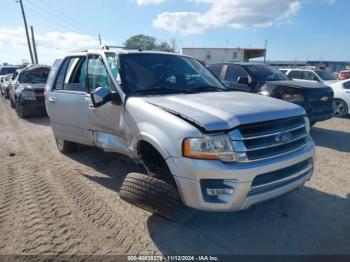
[{"left": 46, "top": 47, "right": 315, "bottom": 219}]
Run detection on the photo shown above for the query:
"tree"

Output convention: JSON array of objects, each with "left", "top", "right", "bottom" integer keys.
[
  {"left": 157, "top": 42, "right": 174, "bottom": 52},
  {"left": 124, "top": 34, "right": 157, "bottom": 50},
  {"left": 124, "top": 34, "right": 175, "bottom": 52}
]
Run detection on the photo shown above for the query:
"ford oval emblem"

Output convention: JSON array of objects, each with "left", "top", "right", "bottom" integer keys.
[{"left": 275, "top": 132, "right": 293, "bottom": 144}]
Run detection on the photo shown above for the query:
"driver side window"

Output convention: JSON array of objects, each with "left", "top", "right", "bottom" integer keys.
[
  {"left": 225, "top": 65, "right": 248, "bottom": 82},
  {"left": 88, "top": 55, "right": 113, "bottom": 91}
]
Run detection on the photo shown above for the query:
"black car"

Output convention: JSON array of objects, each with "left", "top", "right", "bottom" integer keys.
[
  {"left": 9, "top": 65, "right": 50, "bottom": 118},
  {"left": 208, "top": 63, "right": 334, "bottom": 125}
]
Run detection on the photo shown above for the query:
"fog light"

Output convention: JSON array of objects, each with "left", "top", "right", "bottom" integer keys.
[{"left": 206, "top": 188, "right": 234, "bottom": 196}]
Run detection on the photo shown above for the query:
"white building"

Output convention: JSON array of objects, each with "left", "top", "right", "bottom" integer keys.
[{"left": 180, "top": 47, "right": 266, "bottom": 64}]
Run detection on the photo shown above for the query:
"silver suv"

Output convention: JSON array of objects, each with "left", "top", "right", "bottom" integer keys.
[{"left": 46, "top": 47, "right": 315, "bottom": 219}]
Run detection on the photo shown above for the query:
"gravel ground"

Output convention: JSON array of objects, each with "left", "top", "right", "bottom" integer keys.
[{"left": 0, "top": 95, "right": 349, "bottom": 256}]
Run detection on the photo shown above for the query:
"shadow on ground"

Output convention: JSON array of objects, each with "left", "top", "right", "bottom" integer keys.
[
  {"left": 311, "top": 126, "right": 350, "bottom": 153},
  {"left": 67, "top": 145, "right": 145, "bottom": 192},
  {"left": 25, "top": 115, "right": 50, "bottom": 126},
  {"left": 147, "top": 188, "right": 350, "bottom": 255}
]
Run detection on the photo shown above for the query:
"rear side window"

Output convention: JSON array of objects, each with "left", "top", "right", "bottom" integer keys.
[
  {"left": 53, "top": 57, "right": 86, "bottom": 92},
  {"left": 343, "top": 81, "right": 350, "bottom": 89},
  {"left": 225, "top": 65, "right": 248, "bottom": 82},
  {"left": 47, "top": 59, "right": 62, "bottom": 88},
  {"left": 207, "top": 65, "right": 222, "bottom": 78},
  {"left": 288, "top": 70, "right": 303, "bottom": 79}
]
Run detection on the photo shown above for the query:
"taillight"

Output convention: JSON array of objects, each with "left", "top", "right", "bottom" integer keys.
[{"left": 44, "top": 88, "right": 48, "bottom": 101}]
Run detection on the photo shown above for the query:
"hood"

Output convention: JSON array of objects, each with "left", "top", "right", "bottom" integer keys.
[
  {"left": 323, "top": 80, "right": 338, "bottom": 86},
  {"left": 143, "top": 92, "right": 305, "bottom": 132},
  {"left": 21, "top": 83, "right": 46, "bottom": 90},
  {"left": 265, "top": 80, "right": 330, "bottom": 89}
]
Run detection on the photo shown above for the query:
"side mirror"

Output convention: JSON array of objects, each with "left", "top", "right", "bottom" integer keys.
[
  {"left": 91, "top": 87, "right": 111, "bottom": 107},
  {"left": 91, "top": 87, "right": 122, "bottom": 107},
  {"left": 237, "top": 76, "right": 249, "bottom": 85}
]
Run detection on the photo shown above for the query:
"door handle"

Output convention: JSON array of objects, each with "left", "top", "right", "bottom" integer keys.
[
  {"left": 48, "top": 97, "right": 56, "bottom": 103},
  {"left": 88, "top": 104, "right": 95, "bottom": 110},
  {"left": 345, "top": 91, "right": 350, "bottom": 94}
]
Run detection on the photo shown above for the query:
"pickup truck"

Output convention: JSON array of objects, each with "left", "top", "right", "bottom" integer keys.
[{"left": 45, "top": 47, "right": 315, "bottom": 219}]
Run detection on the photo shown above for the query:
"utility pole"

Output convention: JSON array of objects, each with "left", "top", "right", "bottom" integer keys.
[
  {"left": 264, "top": 40, "right": 268, "bottom": 64},
  {"left": 30, "top": 26, "right": 38, "bottom": 64},
  {"left": 18, "top": 0, "right": 34, "bottom": 64},
  {"left": 99, "top": 33, "right": 102, "bottom": 46}
]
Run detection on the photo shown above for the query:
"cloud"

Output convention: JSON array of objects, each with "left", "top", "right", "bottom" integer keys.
[
  {"left": 0, "top": 27, "right": 99, "bottom": 64},
  {"left": 153, "top": 0, "right": 336, "bottom": 34},
  {"left": 136, "top": 0, "right": 166, "bottom": 5}
]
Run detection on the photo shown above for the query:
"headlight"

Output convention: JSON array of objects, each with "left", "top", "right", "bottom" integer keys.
[
  {"left": 304, "top": 116, "right": 310, "bottom": 134},
  {"left": 21, "top": 90, "right": 36, "bottom": 100},
  {"left": 281, "top": 93, "right": 304, "bottom": 103},
  {"left": 183, "top": 135, "right": 236, "bottom": 162}
]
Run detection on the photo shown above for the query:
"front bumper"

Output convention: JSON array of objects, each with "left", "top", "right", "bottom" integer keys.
[
  {"left": 167, "top": 137, "right": 315, "bottom": 211},
  {"left": 307, "top": 108, "right": 334, "bottom": 123}
]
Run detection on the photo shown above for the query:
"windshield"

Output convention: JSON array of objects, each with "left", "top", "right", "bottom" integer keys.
[
  {"left": 316, "top": 70, "right": 336, "bottom": 81},
  {"left": 245, "top": 65, "right": 289, "bottom": 81},
  {"left": 19, "top": 68, "right": 50, "bottom": 84},
  {"left": 118, "top": 53, "right": 227, "bottom": 96}
]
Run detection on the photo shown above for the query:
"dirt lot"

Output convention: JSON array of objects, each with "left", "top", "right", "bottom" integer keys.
[{"left": 0, "top": 95, "right": 349, "bottom": 256}]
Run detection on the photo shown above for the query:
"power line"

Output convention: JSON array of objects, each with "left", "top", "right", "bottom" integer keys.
[
  {"left": 24, "top": 2, "right": 92, "bottom": 36},
  {"left": 25, "top": 0, "right": 97, "bottom": 36},
  {"left": 36, "top": 0, "right": 98, "bottom": 35}
]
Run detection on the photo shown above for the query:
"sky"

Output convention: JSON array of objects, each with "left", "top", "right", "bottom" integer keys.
[{"left": 0, "top": 0, "right": 349, "bottom": 65}]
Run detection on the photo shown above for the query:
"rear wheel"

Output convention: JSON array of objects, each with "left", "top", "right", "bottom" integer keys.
[
  {"left": 334, "top": 99, "right": 348, "bottom": 118},
  {"left": 10, "top": 98, "right": 15, "bottom": 108},
  {"left": 120, "top": 173, "right": 182, "bottom": 220},
  {"left": 55, "top": 137, "right": 79, "bottom": 154}
]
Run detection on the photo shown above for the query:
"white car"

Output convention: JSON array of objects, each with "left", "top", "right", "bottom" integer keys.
[
  {"left": 330, "top": 79, "right": 350, "bottom": 118},
  {"left": 281, "top": 68, "right": 338, "bottom": 86}
]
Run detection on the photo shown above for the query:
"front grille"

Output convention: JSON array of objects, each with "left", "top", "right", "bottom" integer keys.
[
  {"left": 248, "top": 158, "right": 313, "bottom": 196},
  {"left": 230, "top": 116, "right": 308, "bottom": 162},
  {"left": 307, "top": 88, "right": 334, "bottom": 113}
]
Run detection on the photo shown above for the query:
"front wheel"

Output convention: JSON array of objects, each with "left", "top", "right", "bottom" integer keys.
[
  {"left": 120, "top": 173, "right": 183, "bottom": 220},
  {"left": 15, "top": 100, "right": 29, "bottom": 118},
  {"left": 334, "top": 99, "right": 348, "bottom": 118},
  {"left": 55, "top": 137, "right": 79, "bottom": 154}
]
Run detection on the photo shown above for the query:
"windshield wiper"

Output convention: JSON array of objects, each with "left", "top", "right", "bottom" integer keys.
[
  {"left": 190, "top": 85, "right": 224, "bottom": 93},
  {"left": 132, "top": 88, "right": 192, "bottom": 96}
]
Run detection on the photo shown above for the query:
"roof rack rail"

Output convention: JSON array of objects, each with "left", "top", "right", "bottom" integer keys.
[{"left": 69, "top": 45, "right": 126, "bottom": 53}]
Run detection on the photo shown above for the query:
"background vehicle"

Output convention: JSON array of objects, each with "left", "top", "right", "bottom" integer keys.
[
  {"left": 330, "top": 79, "right": 350, "bottom": 118},
  {"left": 46, "top": 48, "right": 315, "bottom": 219},
  {"left": 208, "top": 63, "right": 334, "bottom": 126},
  {"left": 1, "top": 74, "right": 13, "bottom": 99},
  {"left": 9, "top": 65, "right": 50, "bottom": 118},
  {"left": 338, "top": 70, "right": 350, "bottom": 81},
  {"left": 0, "top": 65, "right": 18, "bottom": 76},
  {"left": 281, "top": 68, "right": 337, "bottom": 85}
]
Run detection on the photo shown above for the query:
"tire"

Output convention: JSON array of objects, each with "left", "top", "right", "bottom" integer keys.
[
  {"left": 120, "top": 173, "right": 182, "bottom": 220},
  {"left": 55, "top": 137, "right": 79, "bottom": 154},
  {"left": 15, "top": 100, "right": 29, "bottom": 118},
  {"left": 334, "top": 98, "right": 348, "bottom": 118},
  {"left": 10, "top": 98, "right": 15, "bottom": 109}
]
